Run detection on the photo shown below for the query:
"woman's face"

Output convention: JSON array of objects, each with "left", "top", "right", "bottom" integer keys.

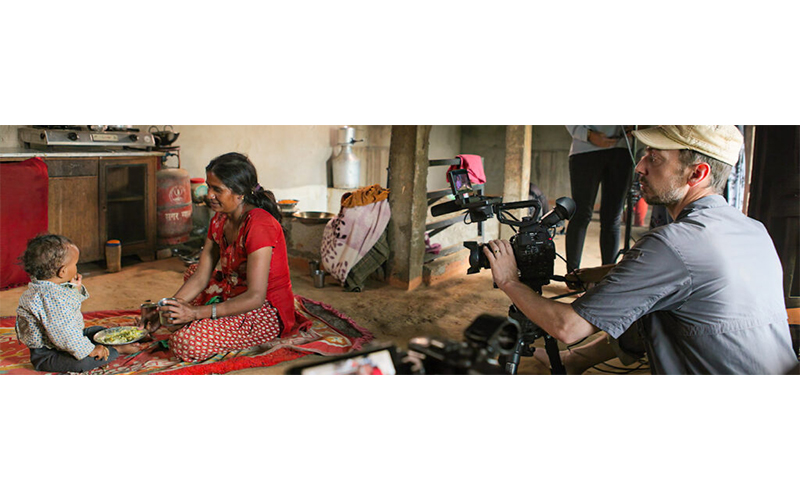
[{"left": 205, "top": 172, "right": 243, "bottom": 213}]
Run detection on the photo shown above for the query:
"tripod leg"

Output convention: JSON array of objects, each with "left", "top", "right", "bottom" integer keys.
[
  {"left": 544, "top": 335, "right": 566, "bottom": 375},
  {"left": 505, "top": 338, "right": 524, "bottom": 375}
]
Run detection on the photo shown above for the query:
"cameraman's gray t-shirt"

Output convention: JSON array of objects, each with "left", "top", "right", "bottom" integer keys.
[{"left": 572, "top": 195, "right": 797, "bottom": 375}]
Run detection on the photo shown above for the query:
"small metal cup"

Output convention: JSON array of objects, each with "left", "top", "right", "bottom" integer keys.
[
  {"left": 140, "top": 301, "right": 159, "bottom": 329},
  {"left": 309, "top": 260, "right": 320, "bottom": 276},
  {"left": 313, "top": 269, "right": 326, "bottom": 288},
  {"left": 158, "top": 297, "right": 176, "bottom": 326}
]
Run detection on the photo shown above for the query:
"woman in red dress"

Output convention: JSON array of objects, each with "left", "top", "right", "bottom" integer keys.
[{"left": 158, "top": 152, "right": 301, "bottom": 362}]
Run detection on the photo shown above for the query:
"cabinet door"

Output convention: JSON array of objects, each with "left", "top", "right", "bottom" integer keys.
[
  {"left": 48, "top": 176, "right": 102, "bottom": 263},
  {"left": 99, "top": 157, "right": 157, "bottom": 260}
]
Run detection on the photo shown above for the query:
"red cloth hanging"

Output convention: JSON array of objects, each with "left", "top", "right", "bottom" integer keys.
[
  {"left": 1, "top": 157, "right": 49, "bottom": 290},
  {"left": 446, "top": 154, "right": 486, "bottom": 185}
]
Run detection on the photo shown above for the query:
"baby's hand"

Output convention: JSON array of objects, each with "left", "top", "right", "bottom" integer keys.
[
  {"left": 89, "top": 344, "right": 109, "bottom": 361},
  {"left": 70, "top": 273, "right": 83, "bottom": 289}
]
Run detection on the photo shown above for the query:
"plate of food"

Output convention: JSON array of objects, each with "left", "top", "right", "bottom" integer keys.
[{"left": 93, "top": 326, "right": 147, "bottom": 346}]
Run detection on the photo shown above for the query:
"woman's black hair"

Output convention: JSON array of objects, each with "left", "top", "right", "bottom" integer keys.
[{"left": 205, "top": 152, "right": 282, "bottom": 222}]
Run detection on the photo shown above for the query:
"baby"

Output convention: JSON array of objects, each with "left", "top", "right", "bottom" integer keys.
[{"left": 15, "top": 234, "right": 140, "bottom": 373}]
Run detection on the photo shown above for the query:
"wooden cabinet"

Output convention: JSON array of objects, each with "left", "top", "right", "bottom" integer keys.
[
  {"left": 40, "top": 155, "right": 158, "bottom": 264},
  {"left": 48, "top": 159, "right": 103, "bottom": 262},
  {"left": 99, "top": 157, "right": 158, "bottom": 262}
]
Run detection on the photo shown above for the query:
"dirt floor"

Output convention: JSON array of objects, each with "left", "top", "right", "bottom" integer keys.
[{"left": 0, "top": 216, "right": 650, "bottom": 375}]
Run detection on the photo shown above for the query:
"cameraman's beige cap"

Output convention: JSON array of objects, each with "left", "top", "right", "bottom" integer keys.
[{"left": 632, "top": 125, "right": 743, "bottom": 166}]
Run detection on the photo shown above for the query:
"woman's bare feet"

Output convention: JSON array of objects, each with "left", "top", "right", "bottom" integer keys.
[{"left": 115, "top": 343, "right": 146, "bottom": 355}]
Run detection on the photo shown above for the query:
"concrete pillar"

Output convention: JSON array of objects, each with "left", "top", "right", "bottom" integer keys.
[
  {"left": 500, "top": 125, "right": 533, "bottom": 240},
  {"left": 386, "top": 125, "right": 432, "bottom": 291}
]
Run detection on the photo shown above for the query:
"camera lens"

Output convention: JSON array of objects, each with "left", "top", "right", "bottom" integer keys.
[{"left": 495, "top": 332, "right": 517, "bottom": 354}]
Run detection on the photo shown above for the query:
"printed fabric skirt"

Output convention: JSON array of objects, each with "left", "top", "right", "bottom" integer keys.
[{"left": 169, "top": 265, "right": 283, "bottom": 363}]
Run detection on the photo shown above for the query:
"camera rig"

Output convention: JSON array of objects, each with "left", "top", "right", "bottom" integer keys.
[
  {"left": 433, "top": 168, "right": 577, "bottom": 374},
  {"left": 288, "top": 314, "right": 524, "bottom": 375}
]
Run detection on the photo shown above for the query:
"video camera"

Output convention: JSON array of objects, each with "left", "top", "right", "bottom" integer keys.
[
  {"left": 288, "top": 170, "right": 579, "bottom": 375},
  {"left": 432, "top": 168, "right": 576, "bottom": 291},
  {"left": 434, "top": 168, "right": 578, "bottom": 374}
]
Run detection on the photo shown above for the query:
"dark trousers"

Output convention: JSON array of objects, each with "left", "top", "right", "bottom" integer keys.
[
  {"left": 29, "top": 326, "right": 118, "bottom": 373},
  {"left": 566, "top": 148, "right": 633, "bottom": 270}
]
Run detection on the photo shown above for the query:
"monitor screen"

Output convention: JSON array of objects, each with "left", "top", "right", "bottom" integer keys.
[
  {"left": 288, "top": 346, "right": 398, "bottom": 375},
  {"left": 448, "top": 168, "right": 473, "bottom": 197}
]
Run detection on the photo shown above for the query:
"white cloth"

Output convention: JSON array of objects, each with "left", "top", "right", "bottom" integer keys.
[{"left": 320, "top": 199, "right": 391, "bottom": 284}]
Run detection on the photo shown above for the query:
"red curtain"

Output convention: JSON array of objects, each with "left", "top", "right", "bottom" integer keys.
[{"left": 1, "top": 157, "right": 49, "bottom": 290}]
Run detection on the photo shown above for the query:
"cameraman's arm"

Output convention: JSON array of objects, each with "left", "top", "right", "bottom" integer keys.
[
  {"left": 484, "top": 240, "right": 599, "bottom": 345},
  {"left": 565, "top": 263, "right": 616, "bottom": 289}
]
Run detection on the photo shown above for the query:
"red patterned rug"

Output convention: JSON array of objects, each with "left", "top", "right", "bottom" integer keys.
[{"left": 0, "top": 296, "right": 373, "bottom": 375}]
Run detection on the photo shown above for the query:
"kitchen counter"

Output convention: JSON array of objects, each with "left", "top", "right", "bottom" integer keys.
[{"left": 0, "top": 147, "right": 165, "bottom": 159}]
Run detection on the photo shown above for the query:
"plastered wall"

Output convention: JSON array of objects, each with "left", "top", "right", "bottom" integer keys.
[
  {"left": 174, "top": 125, "right": 333, "bottom": 212},
  {"left": 0, "top": 126, "right": 23, "bottom": 147}
]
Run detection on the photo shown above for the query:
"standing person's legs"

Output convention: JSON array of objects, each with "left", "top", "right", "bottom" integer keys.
[
  {"left": 598, "top": 148, "right": 633, "bottom": 265},
  {"left": 29, "top": 326, "right": 119, "bottom": 373},
  {"left": 566, "top": 152, "right": 603, "bottom": 271}
]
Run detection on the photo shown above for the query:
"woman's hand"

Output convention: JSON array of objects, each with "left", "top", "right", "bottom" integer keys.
[
  {"left": 587, "top": 130, "right": 619, "bottom": 148},
  {"left": 158, "top": 298, "right": 198, "bottom": 326}
]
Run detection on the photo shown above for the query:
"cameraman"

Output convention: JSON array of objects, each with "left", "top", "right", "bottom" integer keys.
[{"left": 484, "top": 126, "right": 798, "bottom": 375}]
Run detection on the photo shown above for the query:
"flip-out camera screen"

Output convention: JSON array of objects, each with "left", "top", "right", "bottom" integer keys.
[
  {"left": 448, "top": 168, "right": 473, "bottom": 197},
  {"left": 288, "top": 345, "right": 398, "bottom": 375}
]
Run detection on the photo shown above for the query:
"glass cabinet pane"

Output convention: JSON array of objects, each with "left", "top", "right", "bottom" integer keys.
[{"left": 105, "top": 162, "right": 146, "bottom": 244}]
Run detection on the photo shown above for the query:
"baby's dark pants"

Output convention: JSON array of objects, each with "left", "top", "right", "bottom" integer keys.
[{"left": 29, "top": 326, "right": 118, "bottom": 373}]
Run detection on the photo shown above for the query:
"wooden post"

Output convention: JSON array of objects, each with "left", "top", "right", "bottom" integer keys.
[
  {"left": 386, "top": 125, "right": 432, "bottom": 291},
  {"left": 500, "top": 125, "right": 533, "bottom": 240}
]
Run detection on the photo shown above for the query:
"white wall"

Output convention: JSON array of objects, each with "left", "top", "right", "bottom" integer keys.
[
  {"left": 0, "top": 126, "right": 20, "bottom": 147},
  {"left": 174, "top": 125, "right": 333, "bottom": 212}
]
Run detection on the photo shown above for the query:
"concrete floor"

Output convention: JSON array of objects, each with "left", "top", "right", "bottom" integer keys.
[{"left": 0, "top": 213, "right": 651, "bottom": 375}]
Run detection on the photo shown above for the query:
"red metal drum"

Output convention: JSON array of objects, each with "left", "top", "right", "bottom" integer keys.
[{"left": 156, "top": 166, "right": 192, "bottom": 245}]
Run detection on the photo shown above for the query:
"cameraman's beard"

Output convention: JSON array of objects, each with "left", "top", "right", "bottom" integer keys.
[{"left": 641, "top": 180, "right": 685, "bottom": 206}]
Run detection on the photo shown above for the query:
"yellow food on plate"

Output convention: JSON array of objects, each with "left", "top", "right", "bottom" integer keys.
[{"left": 97, "top": 326, "right": 145, "bottom": 345}]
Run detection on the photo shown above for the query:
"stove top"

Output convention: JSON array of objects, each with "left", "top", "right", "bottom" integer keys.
[{"left": 19, "top": 126, "right": 155, "bottom": 149}]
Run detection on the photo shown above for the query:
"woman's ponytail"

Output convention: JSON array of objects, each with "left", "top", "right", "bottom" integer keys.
[{"left": 246, "top": 185, "right": 282, "bottom": 223}]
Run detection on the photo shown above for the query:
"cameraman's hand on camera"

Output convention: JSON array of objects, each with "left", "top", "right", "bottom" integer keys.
[{"left": 484, "top": 240, "right": 520, "bottom": 291}]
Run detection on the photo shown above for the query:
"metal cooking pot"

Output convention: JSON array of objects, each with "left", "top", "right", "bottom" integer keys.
[{"left": 149, "top": 125, "right": 180, "bottom": 146}]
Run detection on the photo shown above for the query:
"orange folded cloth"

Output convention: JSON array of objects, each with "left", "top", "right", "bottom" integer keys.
[{"left": 341, "top": 184, "right": 390, "bottom": 209}]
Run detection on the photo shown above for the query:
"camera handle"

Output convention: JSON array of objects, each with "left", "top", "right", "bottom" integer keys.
[{"left": 504, "top": 304, "right": 567, "bottom": 375}]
